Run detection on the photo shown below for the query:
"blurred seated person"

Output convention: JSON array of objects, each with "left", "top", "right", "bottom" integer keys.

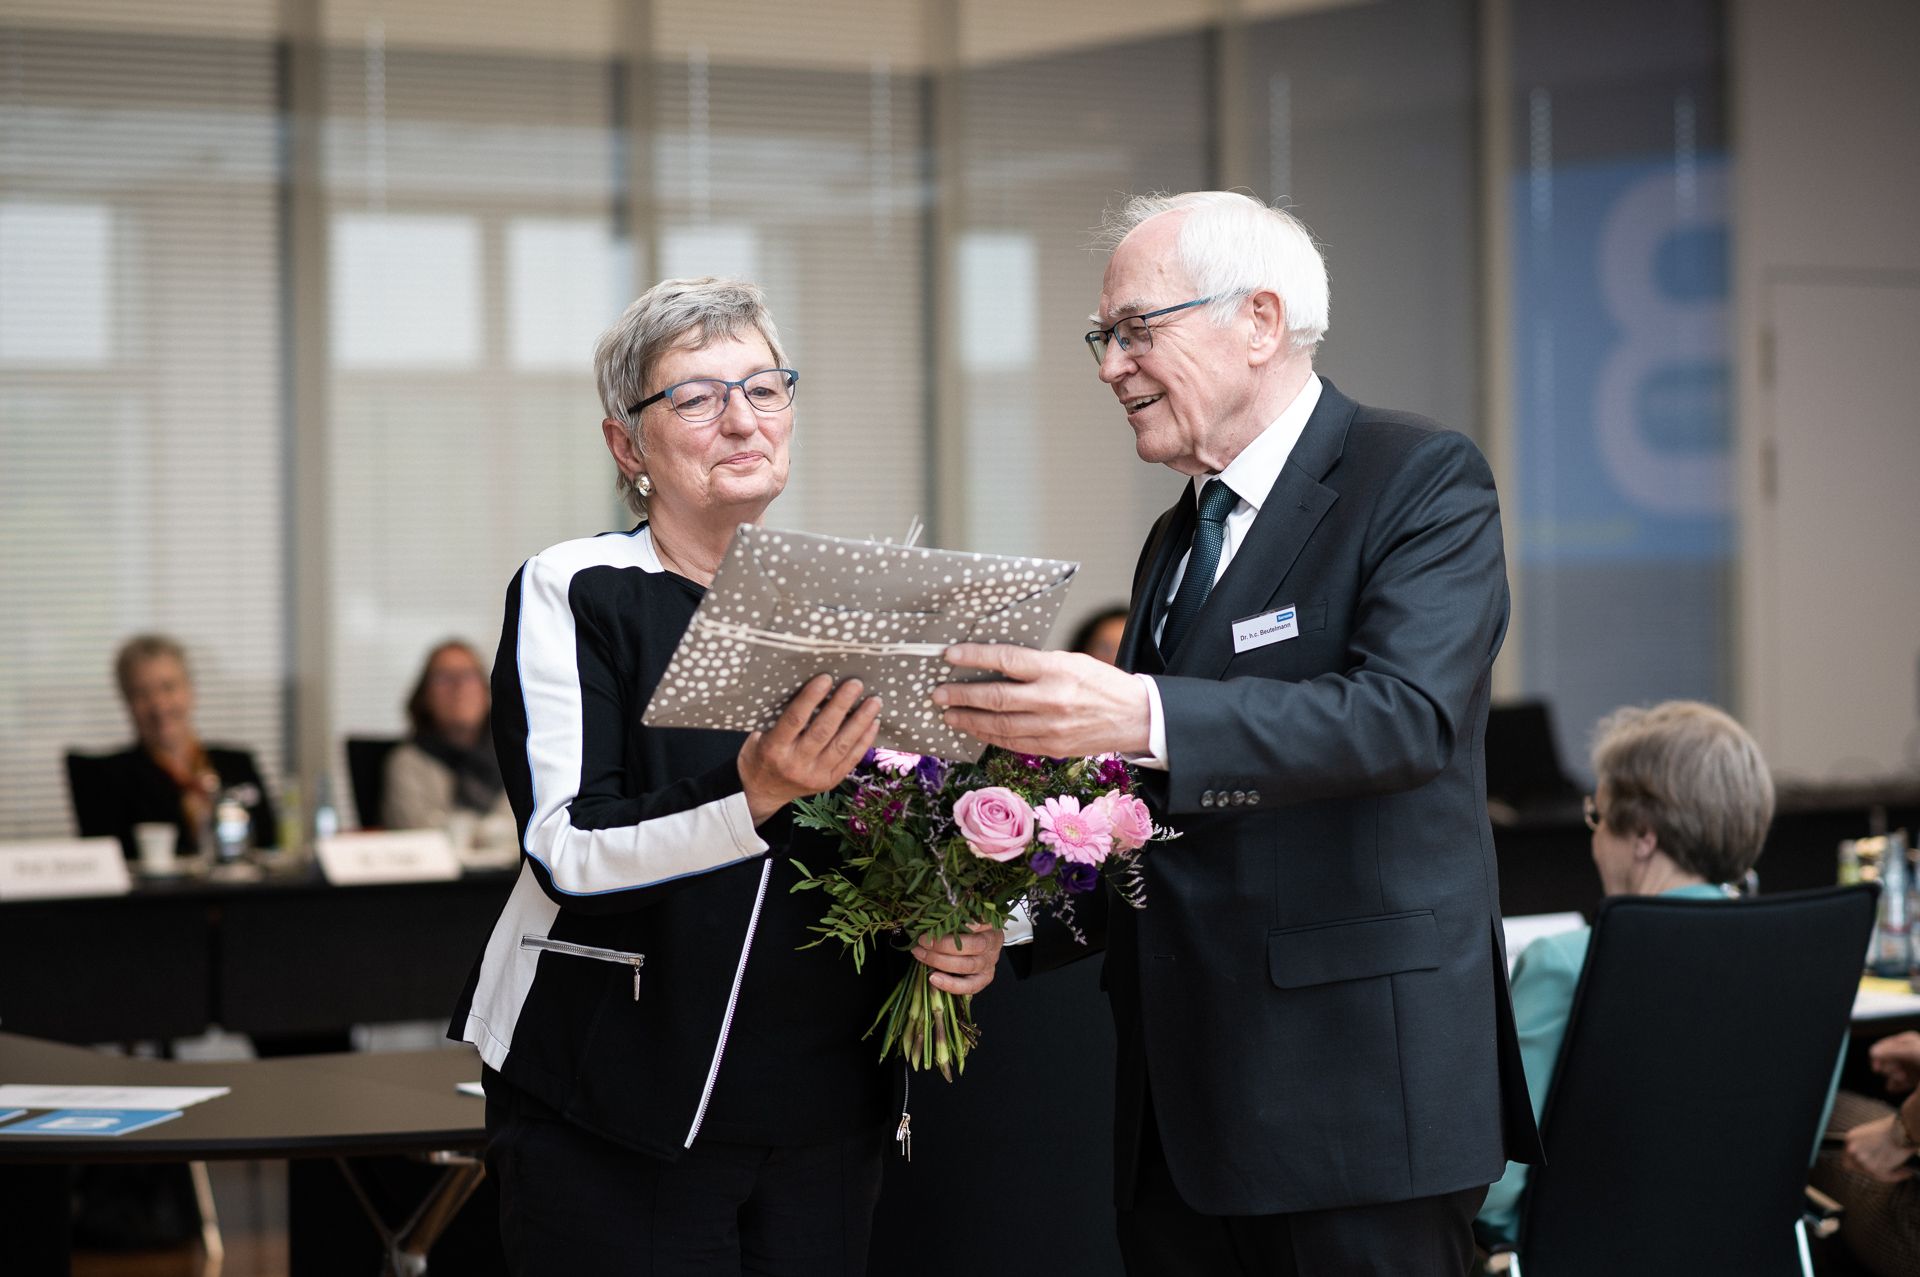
[
  {"left": 74, "top": 634, "right": 278, "bottom": 861},
  {"left": 1066, "top": 603, "right": 1129, "bottom": 665},
  {"left": 1811, "top": 1031, "right": 1920, "bottom": 1275},
  {"left": 1475, "top": 700, "right": 1776, "bottom": 1248},
  {"left": 384, "top": 639, "right": 514, "bottom": 844}
]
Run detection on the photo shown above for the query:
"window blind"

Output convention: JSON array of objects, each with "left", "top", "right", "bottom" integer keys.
[
  {"left": 0, "top": 15, "right": 285, "bottom": 838},
  {"left": 648, "top": 0, "right": 929, "bottom": 547},
  {"left": 953, "top": 29, "right": 1213, "bottom": 633},
  {"left": 321, "top": 24, "right": 625, "bottom": 747}
]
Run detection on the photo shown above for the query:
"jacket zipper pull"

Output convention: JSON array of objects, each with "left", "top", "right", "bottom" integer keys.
[{"left": 630, "top": 957, "right": 644, "bottom": 1001}]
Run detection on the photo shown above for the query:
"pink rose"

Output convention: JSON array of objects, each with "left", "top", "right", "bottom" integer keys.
[
  {"left": 1100, "top": 790, "right": 1154, "bottom": 852},
  {"left": 952, "top": 786, "right": 1035, "bottom": 861}
]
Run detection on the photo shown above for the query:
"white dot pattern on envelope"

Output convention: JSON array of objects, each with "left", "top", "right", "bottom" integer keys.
[{"left": 641, "top": 526, "right": 1079, "bottom": 761}]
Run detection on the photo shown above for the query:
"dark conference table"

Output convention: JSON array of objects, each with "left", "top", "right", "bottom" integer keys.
[
  {"left": 0, "top": 1031, "right": 488, "bottom": 1272},
  {"left": 0, "top": 861, "right": 515, "bottom": 1045}
]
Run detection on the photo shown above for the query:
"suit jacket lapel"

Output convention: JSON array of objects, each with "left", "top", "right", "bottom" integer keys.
[
  {"left": 1118, "top": 488, "right": 1194, "bottom": 676},
  {"left": 1165, "top": 379, "right": 1356, "bottom": 682}
]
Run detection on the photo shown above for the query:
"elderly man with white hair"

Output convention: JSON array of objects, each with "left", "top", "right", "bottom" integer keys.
[{"left": 939, "top": 191, "right": 1542, "bottom": 1274}]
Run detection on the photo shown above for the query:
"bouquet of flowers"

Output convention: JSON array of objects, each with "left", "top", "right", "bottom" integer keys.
[{"left": 791, "top": 747, "right": 1171, "bottom": 1081}]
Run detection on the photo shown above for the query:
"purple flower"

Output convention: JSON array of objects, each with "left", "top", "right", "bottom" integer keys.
[
  {"left": 878, "top": 799, "right": 905, "bottom": 826},
  {"left": 1061, "top": 861, "right": 1098, "bottom": 894},
  {"left": 1096, "top": 755, "right": 1131, "bottom": 787},
  {"left": 850, "top": 816, "right": 869, "bottom": 836},
  {"left": 914, "top": 755, "right": 948, "bottom": 791},
  {"left": 1029, "top": 848, "right": 1058, "bottom": 877},
  {"left": 1016, "top": 753, "right": 1047, "bottom": 769}
]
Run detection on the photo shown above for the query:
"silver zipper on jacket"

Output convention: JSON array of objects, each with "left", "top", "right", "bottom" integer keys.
[
  {"left": 521, "top": 934, "right": 647, "bottom": 1001},
  {"left": 683, "top": 857, "right": 774, "bottom": 1149}
]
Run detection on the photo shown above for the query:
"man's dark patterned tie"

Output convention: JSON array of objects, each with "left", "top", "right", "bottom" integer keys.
[{"left": 1159, "top": 478, "right": 1237, "bottom": 660}]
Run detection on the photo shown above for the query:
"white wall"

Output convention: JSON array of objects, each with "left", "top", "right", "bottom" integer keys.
[{"left": 1733, "top": 0, "right": 1920, "bottom": 782}]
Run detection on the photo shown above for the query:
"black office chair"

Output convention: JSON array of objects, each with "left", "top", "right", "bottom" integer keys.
[
  {"left": 1506, "top": 885, "right": 1878, "bottom": 1277},
  {"left": 64, "top": 750, "right": 120, "bottom": 840},
  {"left": 1485, "top": 700, "right": 1583, "bottom": 810},
  {"left": 345, "top": 736, "right": 402, "bottom": 830}
]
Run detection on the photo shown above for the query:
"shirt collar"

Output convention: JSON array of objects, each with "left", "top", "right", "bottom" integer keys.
[
  {"left": 1195, "top": 373, "right": 1322, "bottom": 513},
  {"left": 1661, "top": 882, "right": 1739, "bottom": 900}
]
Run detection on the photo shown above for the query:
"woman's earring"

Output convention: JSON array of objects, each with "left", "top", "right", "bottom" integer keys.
[{"left": 636, "top": 474, "right": 652, "bottom": 498}]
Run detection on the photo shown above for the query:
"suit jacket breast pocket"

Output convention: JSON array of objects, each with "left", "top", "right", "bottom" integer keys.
[{"left": 1226, "top": 598, "right": 1330, "bottom": 675}]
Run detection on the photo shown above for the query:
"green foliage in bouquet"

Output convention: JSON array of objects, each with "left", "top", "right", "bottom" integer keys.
[{"left": 791, "top": 748, "right": 1159, "bottom": 1081}]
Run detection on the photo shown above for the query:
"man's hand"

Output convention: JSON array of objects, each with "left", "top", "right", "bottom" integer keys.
[
  {"left": 934, "top": 644, "right": 1150, "bottom": 759},
  {"left": 737, "top": 675, "right": 882, "bottom": 825},
  {"left": 911, "top": 923, "right": 1004, "bottom": 995},
  {"left": 1843, "top": 1111, "right": 1919, "bottom": 1183},
  {"left": 1871, "top": 1031, "right": 1920, "bottom": 1094}
]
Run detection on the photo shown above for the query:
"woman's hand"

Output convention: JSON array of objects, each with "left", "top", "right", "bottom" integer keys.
[
  {"left": 911, "top": 923, "right": 1005, "bottom": 996},
  {"left": 737, "top": 675, "right": 882, "bottom": 826},
  {"left": 1843, "top": 1111, "right": 1919, "bottom": 1183},
  {"left": 1871, "top": 1031, "right": 1920, "bottom": 1094}
]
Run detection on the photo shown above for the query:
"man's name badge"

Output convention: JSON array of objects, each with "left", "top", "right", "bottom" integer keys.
[{"left": 1231, "top": 605, "right": 1299, "bottom": 654}]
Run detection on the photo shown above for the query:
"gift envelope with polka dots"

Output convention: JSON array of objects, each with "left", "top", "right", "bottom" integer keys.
[{"left": 642, "top": 524, "right": 1078, "bottom": 761}]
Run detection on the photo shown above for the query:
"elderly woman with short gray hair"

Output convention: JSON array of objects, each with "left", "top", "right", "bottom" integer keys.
[
  {"left": 1475, "top": 699, "right": 1777, "bottom": 1247},
  {"left": 450, "top": 277, "right": 1002, "bottom": 1276}
]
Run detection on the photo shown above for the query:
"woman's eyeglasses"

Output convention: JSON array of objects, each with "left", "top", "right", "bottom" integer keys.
[{"left": 628, "top": 368, "right": 799, "bottom": 424}]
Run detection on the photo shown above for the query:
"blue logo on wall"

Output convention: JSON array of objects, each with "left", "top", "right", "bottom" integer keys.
[{"left": 1511, "top": 153, "right": 1731, "bottom": 565}]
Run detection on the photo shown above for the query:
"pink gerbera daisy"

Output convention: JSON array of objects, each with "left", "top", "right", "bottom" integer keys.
[
  {"left": 870, "top": 749, "right": 922, "bottom": 776},
  {"left": 1036, "top": 795, "right": 1113, "bottom": 865}
]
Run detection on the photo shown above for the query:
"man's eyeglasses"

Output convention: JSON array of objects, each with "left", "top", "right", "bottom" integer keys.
[
  {"left": 1084, "top": 297, "right": 1214, "bottom": 364},
  {"left": 629, "top": 368, "right": 799, "bottom": 424},
  {"left": 1582, "top": 794, "right": 1605, "bottom": 832}
]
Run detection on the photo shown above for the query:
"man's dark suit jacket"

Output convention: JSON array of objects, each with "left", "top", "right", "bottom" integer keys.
[{"left": 1110, "top": 378, "right": 1541, "bottom": 1217}]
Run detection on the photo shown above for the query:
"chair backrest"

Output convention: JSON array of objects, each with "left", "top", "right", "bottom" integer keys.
[
  {"left": 1520, "top": 885, "right": 1878, "bottom": 1276},
  {"left": 1486, "top": 700, "right": 1582, "bottom": 807},
  {"left": 344, "top": 737, "right": 402, "bottom": 830},
  {"left": 64, "top": 750, "right": 120, "bottom": 838}
]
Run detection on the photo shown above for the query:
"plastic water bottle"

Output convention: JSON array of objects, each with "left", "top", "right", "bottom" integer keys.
[
  {"left": 212, "top": 787, "right": 254, "bottom": 864},
  {"left": 1870, "top": 829, "right": 1911, "bottom": 978},
  {"left": 312, "top": 774, "right": 340, "bottom": 844}
]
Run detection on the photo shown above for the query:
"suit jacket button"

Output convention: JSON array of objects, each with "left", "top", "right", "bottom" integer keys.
[
  {"left": 1247, "top": 790, "right": 1261, "bottom": 805},
  {"left": 1200, "top": 790, "right": 1214, "bottom": 808}
]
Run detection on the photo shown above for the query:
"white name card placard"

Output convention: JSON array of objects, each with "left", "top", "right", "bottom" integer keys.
[
  {"left": 316, "top": 830, "right": 463, "bottom": 885},
  {"left": 0, "top": 839, "right": 133, "bottom": 900}
]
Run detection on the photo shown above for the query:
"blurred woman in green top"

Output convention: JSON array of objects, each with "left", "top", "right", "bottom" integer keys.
[{"left": 1476, "top": 700, "right": 1776, "bottom": 1248}]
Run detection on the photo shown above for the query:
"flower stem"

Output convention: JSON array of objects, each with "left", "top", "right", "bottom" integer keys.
[{"left": 867, "top": 963, "right": 979, "bottom": 1080}]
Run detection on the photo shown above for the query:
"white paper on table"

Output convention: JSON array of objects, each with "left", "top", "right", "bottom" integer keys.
[
  {"left": 643, "top": 525, "right": 1079, "bottom": 761},
  {"left": 0, "top": 1084, "right": 230, "bottom": 1111},
  {"left": 1501, "top": 912, "right": 1587, "bottom": 973}
]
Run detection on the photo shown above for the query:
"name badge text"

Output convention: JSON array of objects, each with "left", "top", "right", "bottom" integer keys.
[{"left": 1232, "top": 606, "right": 1300, "bottom": 654}]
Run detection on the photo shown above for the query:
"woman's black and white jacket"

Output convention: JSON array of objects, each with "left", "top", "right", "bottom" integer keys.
[{"left": 449, "top": 525, "right": 790, "bottom": 1159}]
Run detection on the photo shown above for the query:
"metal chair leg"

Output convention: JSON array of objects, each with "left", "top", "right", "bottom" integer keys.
[
  {"left": 335, "top": 1151, "right": 486, "bottom": 1277},
  {"left": 188, "top": 1159, "right": 225, "bottom": 1277}
]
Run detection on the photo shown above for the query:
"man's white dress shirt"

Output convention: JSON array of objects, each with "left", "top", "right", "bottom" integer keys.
[{"left": 1135, "top": 373, "right": 1322, "bottom": 768}]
